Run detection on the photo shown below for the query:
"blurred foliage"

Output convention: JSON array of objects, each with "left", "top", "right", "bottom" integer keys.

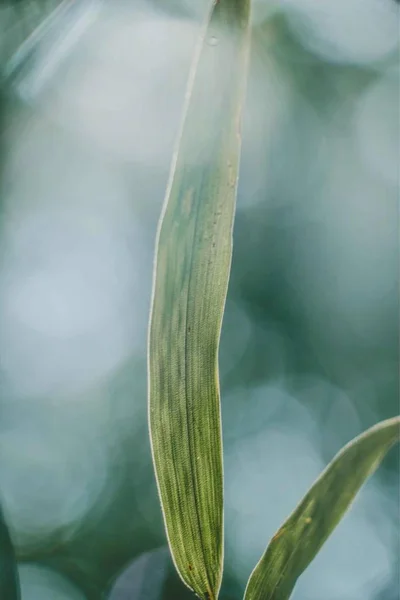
[
  {"left": 0, "top": 503, "right": 20, "bottom": 599},
  {"left": 0, "top": 1, "right": 398, "bottom": 599}
]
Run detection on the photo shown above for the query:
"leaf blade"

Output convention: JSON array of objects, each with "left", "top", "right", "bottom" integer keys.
[
  {"left": 147, "top": 1, "right": 252, "bottom": 598},
  {"left": 244, "top": 416, "right": 400, "bottom": 600}
]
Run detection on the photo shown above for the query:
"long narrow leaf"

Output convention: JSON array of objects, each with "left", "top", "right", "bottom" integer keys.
[
  {"left": 0, "top": 504, "right": 20, "bottom": 599},
  {"left": 148, "top": 1, "right": 252, "bottom": 599},
  {"left": 244, "top": 416, "right": 400, "bottom": 600}
]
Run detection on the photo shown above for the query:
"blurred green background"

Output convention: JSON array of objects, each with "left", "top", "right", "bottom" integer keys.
[{"left": 0, "top": 1, "right": 398, "bottom": 599}]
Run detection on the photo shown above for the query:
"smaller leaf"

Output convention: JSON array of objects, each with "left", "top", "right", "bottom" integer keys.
[
  {"left": 0, "top": 504, "right": 20, "bottom": 599},
  {"left": 244, "top": 416, "right": 400, "bottom": 600}
]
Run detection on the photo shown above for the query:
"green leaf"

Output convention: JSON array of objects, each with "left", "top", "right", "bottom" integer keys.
[
  {"left": 147, "top": 1, "right": 252, "bottom": 598},
  {"left": 244, "top": 416, "right": 400, "bottom": 600},
  {"left": 0, "top": 504, "right": 20, "bottom": 599}
]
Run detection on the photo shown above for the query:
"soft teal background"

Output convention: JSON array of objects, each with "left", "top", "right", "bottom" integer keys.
[{"left": 0, "top": 1, "right": 398, "bottom": 599}]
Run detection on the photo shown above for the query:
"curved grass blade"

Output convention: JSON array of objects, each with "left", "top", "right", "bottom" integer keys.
[
  {"left": 0, "top": 504, "right": 20, "bottom": 599},
  {"left": 244, "top": 416, "right": 400, "bottom": 600},
  {"left": 148, "top": 1, "right": 252, "bottom": 598}
]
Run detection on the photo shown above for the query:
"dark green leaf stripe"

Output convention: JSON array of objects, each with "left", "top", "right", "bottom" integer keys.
[
  {"left": 244, "top": 416, "right": 400, "bottom": 600},
  {"left": 148, "top": 1, "right": 252, "bottom": 598},
  {"left": 0, "top": 504, "right": 20, "bottom": 600}
]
